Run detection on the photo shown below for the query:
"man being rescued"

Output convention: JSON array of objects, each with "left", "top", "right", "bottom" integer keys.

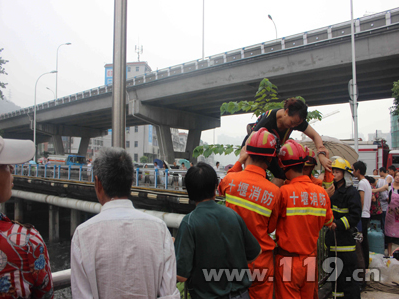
[
  {"left": 275, "top": 140, "right": 334, "bottom": 299},
  {"left": 218, "top": 128, "right": 281, "bottom": 299}
]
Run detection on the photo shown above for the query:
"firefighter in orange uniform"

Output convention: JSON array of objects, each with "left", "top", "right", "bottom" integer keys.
[
  {"left": 218, "top": 128, "right": 281, "bottom": 299},
  {"left": 302, "top": 146, "right": 335, "bottom": 299},
  {"left": 275, "top": 140, "right": 334, "bottom": 299}
]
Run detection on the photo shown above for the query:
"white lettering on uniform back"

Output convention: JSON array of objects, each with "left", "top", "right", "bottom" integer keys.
[{"left": 237, "top": 182, "right": 249, "bottom": 197}]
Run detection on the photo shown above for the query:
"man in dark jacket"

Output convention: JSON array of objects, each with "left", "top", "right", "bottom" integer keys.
[{"left": 326, "top": 157, "right": 362, "bottom": 299}]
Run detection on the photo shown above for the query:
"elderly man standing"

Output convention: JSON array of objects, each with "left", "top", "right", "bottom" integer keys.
[{"left": 71, "top": 148, "right": 179, "bottom": 298}]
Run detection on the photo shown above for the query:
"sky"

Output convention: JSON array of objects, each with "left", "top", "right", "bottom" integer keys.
[{"left": 1, "top": 0, "right": 398, "bottom": 165}]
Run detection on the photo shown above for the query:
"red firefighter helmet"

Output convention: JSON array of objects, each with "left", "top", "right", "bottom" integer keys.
[
  {"left": 246, "top": 128, "right": 279, "bottom": 157},
  {"left": 278, "top": 140, "right": 308, "bottom": 168},
  {"left": 304, "top": 146, "right": 317, "bottom": 166}
]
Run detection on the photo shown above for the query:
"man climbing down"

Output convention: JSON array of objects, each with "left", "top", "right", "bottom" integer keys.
[
  {"left": 274, "top": 140, "right": 334, "bottom": 299},
  {"left": 326, "top": 157, "right": 361, "bottom": 299},
  {"left": 219, "top": 128, "right": 281, "bottom": 299}
]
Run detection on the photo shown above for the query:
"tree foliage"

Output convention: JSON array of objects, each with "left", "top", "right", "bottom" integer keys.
[
  {"left": 140, "top": 156, "right": 149, "bottom": 163},
  {"left": 390, "top": 80, "right": 399, "bottom": 116},
  {"left": 193, "top": 78, "right": 323, "bottom": 158},
  {"left": 0, "top": 48, "right": 8, "bottom": 101}
]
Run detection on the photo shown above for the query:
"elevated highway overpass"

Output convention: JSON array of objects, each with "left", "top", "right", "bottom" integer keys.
[{"left": 2, "top": 8, "right": 399, "bottom": 162}]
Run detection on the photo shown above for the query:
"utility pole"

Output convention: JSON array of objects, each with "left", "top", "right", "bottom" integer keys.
[
  {"left": 112, "top": 0, "right": 127, "bottom": 148},
  {"left": 350, "top": 0, "right": 359, "bottom": 153}
]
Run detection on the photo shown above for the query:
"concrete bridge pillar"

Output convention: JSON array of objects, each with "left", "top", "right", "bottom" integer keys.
[
  {"left": 185, "top": 129, "right": 202, "bottom": 164},
  {"left": 14, "top": 199, "right": 24, "bottom": 222},
  {"left": 156, "top": 125, "right": 175, "bottom": 163},
  {"left": 130, "top": 100, "right": 220, "bottom": 163},
  {"left": 52, "top": 135, "right": 65, "bottom": 155},
  {"left": 78, "top": 137, "right": 90, "bottom": 156},
  {"left": 70, "top": 209, "right": 82, "bottom": 238},
  {"left": 49, "top": 205, "right": 59, "bottom": 242}
]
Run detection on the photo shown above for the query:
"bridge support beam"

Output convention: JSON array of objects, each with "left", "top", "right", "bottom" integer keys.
[
  {"left": 130, "top": 100, "right": 220, "bottom": 163},
  {"left": 186, "top": 129, "right": 201, "bottom": 164},
  {"left": 49, "top": 205, "right": 60, "bottom": 242},
  {"left": 52, "top": 135, "right": 65, "bottom": 155},
  {"left": 156, "top": 125, "right": 175, "bottom": 163},
  {"left": 78, "top": 137, "right": 90, "bottom": 156},
  {"left": 14, "top": 199, "right": 23, "bottom": 222}
]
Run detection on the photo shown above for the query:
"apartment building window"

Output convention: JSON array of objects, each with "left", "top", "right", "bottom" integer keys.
[
  {"left": 136, "top": 66, "right": 139, "bottom": 72},
  {"left": 135, "top": 126, "right": 139, "bottom": 132},
  {"left": 134, "top": 141, "right": 138, "bottom": 147},
  {"left": 128, "top": 67, "right": 131, "bottom": 72},
  {"left": 126, "top": 141, "right": 130, "bottom": 148},
  {"left": 134, "top": 154, "right": 138, "bottom": 162}
]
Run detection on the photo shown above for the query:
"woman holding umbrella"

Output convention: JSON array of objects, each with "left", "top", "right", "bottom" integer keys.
[{"left": 244, "top": 97, "right": 331, "bottom": 185}]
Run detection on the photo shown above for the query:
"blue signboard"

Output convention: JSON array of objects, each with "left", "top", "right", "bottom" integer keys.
[
  {"left": 104, "top": 66, "right": 130, "bottom": 85},
  {"left": 105, "top": 67, "right": 113, "bottom": 85},
  {"left": 148, "top": 125, "right": 153, "bottom": 144}
]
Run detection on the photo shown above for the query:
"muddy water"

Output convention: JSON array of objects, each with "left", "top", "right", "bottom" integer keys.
[{"left": 47, "top": 240, "right": 72, "bottom": 298}]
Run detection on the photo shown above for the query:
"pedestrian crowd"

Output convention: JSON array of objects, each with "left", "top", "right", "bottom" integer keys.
[{"left": 0, "top": 98, "right": 398, "bottom": 299}]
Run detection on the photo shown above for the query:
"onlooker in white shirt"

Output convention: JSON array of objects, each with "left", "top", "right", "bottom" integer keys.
[
  {"left": 353, "top": 161, "right": 372, "bottom": 271},
  {"left": 70, "top": 147, "right": 179, "bottom": 299},
  {"left": 214, "top": 161, "right": 220, "bottom": 171}
]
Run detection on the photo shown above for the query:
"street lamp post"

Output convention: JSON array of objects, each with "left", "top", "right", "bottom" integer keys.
[
  {"left": 55, "top": 43, "right": 71, "bottom": 101},
  {"left": 34, "top": 71, "right": 57, "bottom": 161},
  {"left": 268, "top": 14, "right": 277, "bottom": 40},
  {"left": 46, "top": 87, "right": 55, "bottom": 99}
]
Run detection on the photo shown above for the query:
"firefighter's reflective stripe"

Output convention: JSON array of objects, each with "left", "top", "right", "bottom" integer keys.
[
  {"left": 324, "top": 216, "right": 334, "bottom": 226},
  {"left": 286, "top": 207, "right": 326, "bottom": 217},
  {"left": 332, "top": 291, "right": 345, "bottom": 298},
  {"left": 226, "top": 194, "right": 272, "bottom": 217},
  {"left": 341, "top": 216, "right": 350, "bottom": 230},
  {"left": 329, "top": 245, "right": 356, "bottom": 252},
  {"left": 332, "top": 205, "right": 349, "bottom": 213}
]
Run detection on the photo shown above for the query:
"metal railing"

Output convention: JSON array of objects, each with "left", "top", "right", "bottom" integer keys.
[
  {"left": 1, "top": 8, "right": 398, "bottom": 120},
  {"left": 13, "top": 164, "right": 227, "bottom": 191}
]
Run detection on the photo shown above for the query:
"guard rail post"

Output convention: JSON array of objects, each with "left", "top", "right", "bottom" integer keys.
[
  {"left": 35, "top": 164, "right": 38, "bottom": 177},
  {"left": 58, "top": 165, "right": 61, "bottom": 179},
  {"left": 44, "top": 164, "right": 47, "bottom": 178},
  {"left": 28, "top": 164, "right": 31, "bottom": 176},
  {"left": 79, "top": 165, "right": 82, "bottom": 181},
  {"left": 136, "top": 168, "right": 139, "bottom": 186},
  {"left": 68, "top": 165, "right": 71, "bottom": 180},
  {"left": 155, "top": 169, "right": 158, "bottom": 188},
  {"left": 165, "top": 169, "right": 169, "bottom": 189}
]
